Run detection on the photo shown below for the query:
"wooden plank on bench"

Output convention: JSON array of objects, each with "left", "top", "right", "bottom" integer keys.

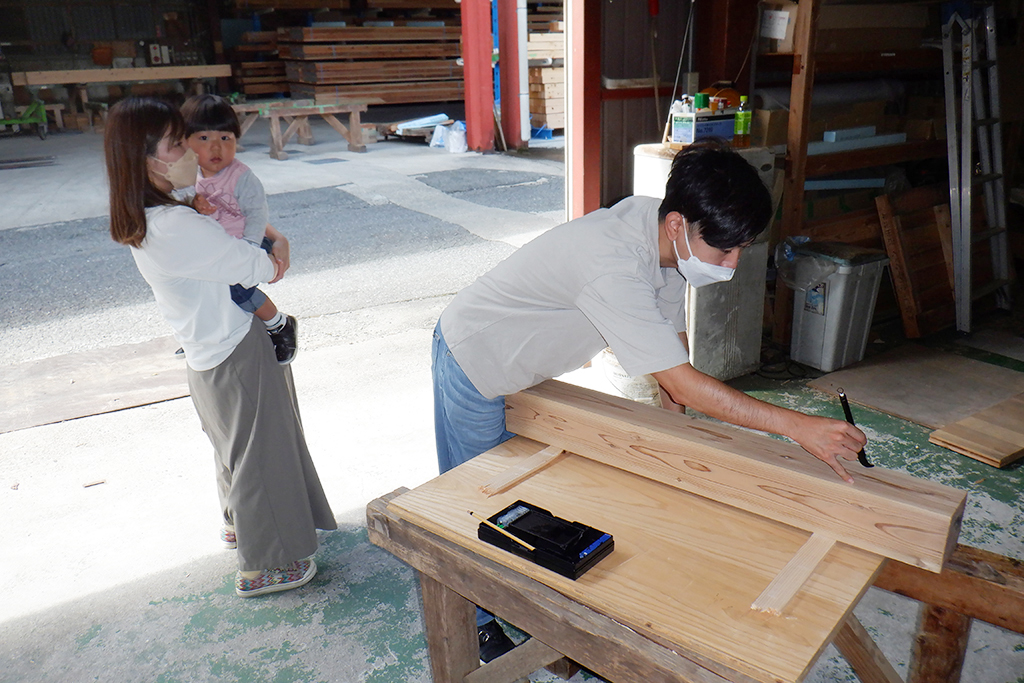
[{"left": 505, "top": 380, "right": 966, "bottom": 573}]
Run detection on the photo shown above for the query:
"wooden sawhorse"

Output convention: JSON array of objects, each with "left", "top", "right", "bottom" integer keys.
[{"left": 232, "top": 99, "right": 369, "bottom": 159}]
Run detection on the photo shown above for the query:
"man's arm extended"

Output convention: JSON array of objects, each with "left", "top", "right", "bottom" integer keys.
[{"left": 653, "top": 361, "right": 866, "bottom": 483}]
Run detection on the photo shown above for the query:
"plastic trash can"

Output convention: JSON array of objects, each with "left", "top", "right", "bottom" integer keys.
[{"left": 789, "top": 242, "right": 889, "bottom": 372}]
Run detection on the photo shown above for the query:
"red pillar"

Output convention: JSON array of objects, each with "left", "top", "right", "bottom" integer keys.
[
  {"left": 567, "top": 0, "right": 601, "bottom": 218},
  {"left": 461, "top": 0, "right": 495, "bottom": 152},
  {"left": 498, "top": 0, "right": 525, "bottom": 149}
]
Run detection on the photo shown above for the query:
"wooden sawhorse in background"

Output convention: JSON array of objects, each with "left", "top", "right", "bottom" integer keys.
[{"left": 232, "top": 99, "right": 370, "bottom": 159}]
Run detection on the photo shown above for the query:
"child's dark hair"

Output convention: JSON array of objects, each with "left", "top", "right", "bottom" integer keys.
[
  {"left": 181, "top": 94, "right": 241, "bottom": 138},
  {"left": 658, "top": 139, "right": 772, "bottom": 250}
]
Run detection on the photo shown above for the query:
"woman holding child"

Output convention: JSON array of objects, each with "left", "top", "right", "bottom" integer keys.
[{"left": 105, "top": 96, "right": 335, "bottom": 597}]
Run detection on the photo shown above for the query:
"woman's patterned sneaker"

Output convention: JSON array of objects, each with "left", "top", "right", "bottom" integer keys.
[
  {"left": 235, "top": 559, "right": 317, "bottom": 598},
  {"left": 221, "top": 526, "right": 237, "bottom": 549}
]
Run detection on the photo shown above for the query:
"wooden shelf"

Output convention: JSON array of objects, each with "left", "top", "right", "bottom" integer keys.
[
  {"left": 805, "top": 140, "right": 947, "bottom": 177},
  {"left": 758, "top": 48, "right": 943, "bottom": 75}
]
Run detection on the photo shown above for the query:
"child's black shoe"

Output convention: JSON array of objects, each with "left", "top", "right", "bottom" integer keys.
[{"left": 269, "top": 315, "right": 298, "bottom": 365}]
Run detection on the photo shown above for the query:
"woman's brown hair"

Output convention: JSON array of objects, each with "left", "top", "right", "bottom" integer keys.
[{"left": 105, "top": 97, "right": 187, "bottom": 247}]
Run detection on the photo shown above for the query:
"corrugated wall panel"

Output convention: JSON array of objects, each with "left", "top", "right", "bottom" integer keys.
[
  {"left": 600, "top": 0, "right": 691, "bottom": 205},
  {"left": 70, "top": 3, "right": 117, "bottom": 41}
]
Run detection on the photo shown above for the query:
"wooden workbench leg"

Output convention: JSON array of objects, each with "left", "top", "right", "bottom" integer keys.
[
  {"left": 420, "top": 573, "right": 479, "bottom": 683},
  {"left": 239, "top": 113, "right": 258, "bottom": 141},
  {"left": 907, "top": 604, "right": 972, "bottom": 683},
  {"left": 297, "top": 117, "right": 314, "bottom": 146},
  {"left": 833, "top": 615, "right": 902, "bottom": 683},
  {"left": 269, "top": 114, "right": 287, "bottom": 160},
  {"left": 51, "top": 105, "right": 64, "bottom": 130},
  {"left": 347, "top": 108, "right": 367, "bottom": 153}
]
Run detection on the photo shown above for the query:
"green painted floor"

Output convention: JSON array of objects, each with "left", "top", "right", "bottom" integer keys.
[{"left": 4, "top": 347, "right": 1022, "bottom": 683}]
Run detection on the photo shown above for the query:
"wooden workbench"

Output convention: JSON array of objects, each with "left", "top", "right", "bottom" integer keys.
[
  {"left": 231, "top": 99, "right": 370, "bottom": 159},
  {"left": 368, "top": 436, "right": 892, "bottom": 683},
  {"left": 9, "top": 65, "right": 231, "bottom": 121}
]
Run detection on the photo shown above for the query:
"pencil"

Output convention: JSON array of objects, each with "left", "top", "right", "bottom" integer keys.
[
  {"left": 837, "top": 388, "right": 873, "bottom": 468},
  {"left": 469, "top": 510, "right": 536, "bottom": 552}
]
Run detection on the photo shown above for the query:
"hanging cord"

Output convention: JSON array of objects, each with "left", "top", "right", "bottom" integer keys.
[
  {"left": 732, "top": 30, "right": 754, "bottom": 86},
  {"left": 669, "top": 0, "right": 698, "bottom": 105},
  {"left": 651, "top": 18, "right": 661, "bottom": 130}
]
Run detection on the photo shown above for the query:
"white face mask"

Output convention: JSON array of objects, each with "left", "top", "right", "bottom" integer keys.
[
  {"left": 150, "top": 148, "right": 199, "bottom": 190},
  {"left": 673, "top": 222, "right": 736, "bottom": 288}
]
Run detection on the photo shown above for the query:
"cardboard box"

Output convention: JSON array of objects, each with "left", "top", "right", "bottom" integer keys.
[
  {"left": 670, "top": 110, "right": 736, "bottom": 145},
  {"left": 751, "top": 108, "right": 788, "bottom": 147}
]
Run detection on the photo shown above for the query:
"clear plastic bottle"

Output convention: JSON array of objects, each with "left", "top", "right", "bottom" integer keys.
[{"left": 733, "top": 95, "right": 751, "bottom": 148}]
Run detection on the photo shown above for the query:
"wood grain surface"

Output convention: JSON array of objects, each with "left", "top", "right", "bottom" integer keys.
[
  {"left": 387, "top": 436, "right": 885, "bottom": 683},
  {"left": 505, "top": 380, "right": 966, "bottom": 572},
  {"left": 928, "top": 392, "right": 1024, "bottom": 467}
]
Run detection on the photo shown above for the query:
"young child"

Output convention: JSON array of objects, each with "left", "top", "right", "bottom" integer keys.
[{"left": 180, "top": 94, "right": 297, "bottom": 365}]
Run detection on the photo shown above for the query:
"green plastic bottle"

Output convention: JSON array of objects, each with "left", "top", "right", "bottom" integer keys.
[{"left": 733, "top": 95, "right": 751, "bottom": 148}]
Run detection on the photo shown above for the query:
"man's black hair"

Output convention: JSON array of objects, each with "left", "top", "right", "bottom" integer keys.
[
  {"left": 180, "top": 94, "right": 242, "bottom": 138},
  {"left": 658, "top": 139, "right": 772, "bottom": 250}
]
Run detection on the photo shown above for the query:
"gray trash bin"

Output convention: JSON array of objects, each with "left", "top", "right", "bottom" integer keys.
[{"left": 789, "top": 242, "right": 889, "bottom": 372}]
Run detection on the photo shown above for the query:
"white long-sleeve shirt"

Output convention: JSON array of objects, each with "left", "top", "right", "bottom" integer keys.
[{"left": 132, "top": 204, "right": 276, "bottom": 371}]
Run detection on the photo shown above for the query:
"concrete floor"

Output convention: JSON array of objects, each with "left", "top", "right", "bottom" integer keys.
[{"left": 1, "top": 118, "right": 1022, "bottom": 683}]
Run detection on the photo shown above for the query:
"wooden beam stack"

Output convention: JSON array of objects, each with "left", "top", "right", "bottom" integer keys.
[
  {"left": 527, "top": 0, "right": 563, "bottom": 33},
  {"left": 526, "top": 3, "right": 564, "bottom": 134},
  {"left": 528, "top": 65, "right": 564, "bottom": 133},
  {"left": 278, "top": 25, "right": 463, "bottom": 104},
  {"left": 230, "top": 31, "right": 287, "bottom": 96}
]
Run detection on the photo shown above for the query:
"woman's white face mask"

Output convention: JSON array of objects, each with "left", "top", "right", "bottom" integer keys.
[
  {"left": 149, "top": 148, "right": 199, "bottom": 190},
  {"left": 673, "top": 222, "right": 736, "bottom": 288}
]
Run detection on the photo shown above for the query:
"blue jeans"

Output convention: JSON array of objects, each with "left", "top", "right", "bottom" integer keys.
[
  {"left": 432, "top": 321, "right": 515, "bottom": 629},
  {"left": 431, "top": 322, "right": 515, "bottom": 474},
  {"left": 231, "top": 237, "right": 273, "bottom": 313}
]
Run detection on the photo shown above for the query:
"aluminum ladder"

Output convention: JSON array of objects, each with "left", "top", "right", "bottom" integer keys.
[{"left": 942, "top": 4, "right": 1014, "bottom": 334}]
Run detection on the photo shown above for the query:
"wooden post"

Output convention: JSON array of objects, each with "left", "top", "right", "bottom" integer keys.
[
  {"left": 907, "top": 604, "right": 972, "bottom": 683},
  {"left": 461, "top": 0, "right": 495, "bottom": 152},
  {"left": 420, "top": 574, "right": 480, "bottom": 682},
  {"left": 269, "top": 113, "right": 286, "bottom": 160},
  {"left": 498, "top": 0, "right": 526, "bottom": 149},
  {"left": 566, "top": 0, "right": 601, "bottom": 218},
  {"left": 773, "top": 0, "right": 821, "bottom": 344},
  {"left": 833, "top": 615, "right": 903, "bottom": 683}
]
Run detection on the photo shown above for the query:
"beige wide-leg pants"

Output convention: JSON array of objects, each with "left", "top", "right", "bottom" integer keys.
[{"left": 187, "top": 318, "right": 337, "bottom": 571}]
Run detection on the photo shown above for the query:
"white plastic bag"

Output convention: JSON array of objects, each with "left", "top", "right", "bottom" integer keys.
[
  {"left": 445, "top": 121, "right": 467, "bottom": 154},
  {"left": 429, "top": 124, "right": 448, "bottom": 148}
]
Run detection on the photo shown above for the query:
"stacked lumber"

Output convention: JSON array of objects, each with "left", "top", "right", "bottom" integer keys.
[
  {"left": 528, "top": 66, "right": 564, "bottom": 132},
  {"left": 278, "top": 25, "right": 464, "bottom": 104},
  {"left": 875, "top": 184, "right": 992, "bottom": 338},
  {"left": 229, "top": 31, "right": 286, "bottom": 96},
  {"left": 526, "top": 2, "right": 564, "bottom": 134},
  {"left": 231, "top": 0, "right": 350, "bottom": 7},
  {"left": 526, "top": 31, "right": 564, "bottom": 61},
  {"left": 528, "top": 0, "right": 563, "bottom": 33},
  {"left": 929, "top": 392, "right": 1024, "bottom": 468}
]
